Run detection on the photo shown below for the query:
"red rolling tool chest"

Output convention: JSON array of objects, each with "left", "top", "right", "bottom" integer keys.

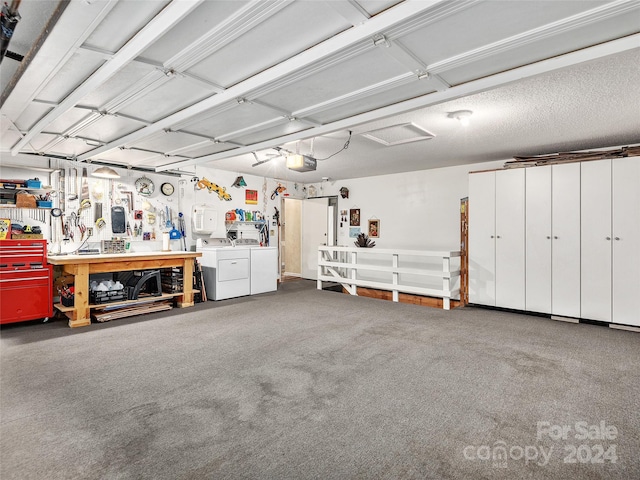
[{"left": 0, "top": 239, "right": 53, "bottom": 324}]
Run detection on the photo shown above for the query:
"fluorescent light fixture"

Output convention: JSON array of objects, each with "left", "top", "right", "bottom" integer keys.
[
  {"left": 286, "top": 154, "right": 317, "bottom": 172},
  {"left": 92, "top": 166, "right": 120, "bottom": 178},
  {"left": 449, "top": 110, "right": 473, "bottom": 126}
]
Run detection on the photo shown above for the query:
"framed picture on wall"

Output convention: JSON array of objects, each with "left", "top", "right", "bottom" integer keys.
[
  {"left": 368, "top": 219, "right": 380, "bottom": 238},
  {"left": 349, "top": 208, "right": 360, "bottom": 226},
  {"left": 245, "top": 189, "right": 258, "bottom": 205}
]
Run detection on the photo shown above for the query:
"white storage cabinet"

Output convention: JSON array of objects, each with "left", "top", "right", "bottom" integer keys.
[
  {"left": 581, "top": 158, "right": 640, "bottom": 326},
  {"left": 468, "top": 169, "right": 525, "bottom": 309}
]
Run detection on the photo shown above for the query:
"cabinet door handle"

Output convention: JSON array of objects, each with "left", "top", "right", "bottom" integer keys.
[
  {"left": 546, "top": 236, "right": 551, "bottom": 239},
  {"left": 615, "top": 237, "right": 620, "bottom": 241},
  {"left": 553, "top": 236, "right": 559, "bottom": 239},
  {"left": 606, "top": 237, "right": 611, "bottom": 241},
  {"left": 490, "top": 235, "right": 494, "bottom": 238},
  {"left": 496, "top": 235, "right": 501, "bottom": 239}
]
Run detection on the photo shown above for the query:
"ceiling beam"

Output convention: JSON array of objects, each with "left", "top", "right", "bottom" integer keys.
[
  {"left": 75, "top": 0, "right": 449, "bottom": 162},
  {"left": 156, "top": 34, "right": 640, "bottom": 171},
  {"left": 10, "top": 0, "right": 204, "bottom": 156}
]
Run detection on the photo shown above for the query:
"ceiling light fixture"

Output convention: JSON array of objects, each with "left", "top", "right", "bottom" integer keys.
[
  {"left": 449, "top": 110, "right": 473, "bottom": 126},
  {"left": 92, "top": 166, "right": 120, "bottom": 178}
]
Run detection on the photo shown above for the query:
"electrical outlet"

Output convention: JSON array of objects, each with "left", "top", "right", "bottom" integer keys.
[{"left": 87, "top": 227, "right": 93, "bottom": 236}]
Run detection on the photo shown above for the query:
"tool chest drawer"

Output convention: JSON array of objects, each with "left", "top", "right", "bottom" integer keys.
[{"left": 0, "top": 240, "right": 53, "bottom": 324}]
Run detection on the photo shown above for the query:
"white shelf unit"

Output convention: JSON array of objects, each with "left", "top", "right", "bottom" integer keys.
[{"left": 317, "top": 246, "right": 461, "bottom": 310}]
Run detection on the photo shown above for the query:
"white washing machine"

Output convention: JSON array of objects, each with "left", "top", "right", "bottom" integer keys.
[{"left": 197, "top": 238, "right": 250, "bottom": 300}]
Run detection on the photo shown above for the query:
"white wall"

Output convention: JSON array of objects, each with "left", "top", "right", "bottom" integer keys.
[
  {"left": 1, "top": 153, "right": 506, "bottom": 257},
  {"left": 189, "top": 166, "right": 297, "bottom": 248},
  {"left": 309, "top": 160, "right": 505, "bottom": 251}
]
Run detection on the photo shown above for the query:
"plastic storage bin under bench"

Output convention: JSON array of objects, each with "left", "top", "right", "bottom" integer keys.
[{"left": 90, "top": 290, "right": 127, "bottom": 304}]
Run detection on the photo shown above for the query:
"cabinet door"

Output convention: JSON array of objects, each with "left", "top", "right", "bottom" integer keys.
[
  {"left": 551, "top": 163, "right": 581, "bottom": 318},
  {"left": 612, "top": 157, "right": 640, "bottom": 326},
  {"left": 495, "top": 169, "right": 525, "bottom": 309},
  {"left": 581, "top": 160, "right": 612, "bottom": 322},
  {"left": 526, "top": 166, "right": 552, "bottom": 313},
  {"left": 469, "top": 171, "right": 495, "bottom": 306}
]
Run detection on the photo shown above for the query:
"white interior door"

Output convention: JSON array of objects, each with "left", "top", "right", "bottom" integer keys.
[
  {"left": 612, "top": 157, "right": 640, "bottom": 326},
  {"left": 495, "top": 169, "right": 525, "bottom": 310},
  {"left": 551, "top": 163, "right": 581, "bottom": 318},
  {"left": 468, "top": 171, "right": 496, "bottom": 306},
  {"left": 581, "top": 159, "right": 612, "bottom": 322},
  {"left": 301, "top": 198, "right": 328, "bottom": 280},
  {"left": 526, "top": 165, "right": 552, "bottom": 313}
]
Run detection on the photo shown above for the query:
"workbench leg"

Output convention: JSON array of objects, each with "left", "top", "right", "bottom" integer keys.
[
  {"left": 177, "top": 258, "right": 195, "bottom": 308},
  {"left": 69, "top": 264, "right": 91, "bottom": 328}
]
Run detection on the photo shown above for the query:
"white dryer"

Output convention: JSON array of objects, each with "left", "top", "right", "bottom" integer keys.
[
  {"left": 235, "top": 238, "right": 278, "bottom": 295},
  {"left": 197, "top": 238, "right": 250, "bottom": 300}
]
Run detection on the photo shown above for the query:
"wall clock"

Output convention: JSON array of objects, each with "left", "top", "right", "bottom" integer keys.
[
  {"left": 135, "top": 177, "right": 154, "bottom": 196},
  {"left": 161, "top": 182, "right": 174, "bottom": 196}
]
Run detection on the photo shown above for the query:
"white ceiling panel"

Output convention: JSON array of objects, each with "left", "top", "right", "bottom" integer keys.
[
  {"left": 231, "top": 121, "right": 312, "bottom": 146},
  {"left": 180, "top": 102, "right": 281, "bottom": 139},
  {"left": 75, "top": 115, "right": 143, "bottom": 144},
  {"left": 396, "top": 1, "right": 609, "bottom": 65},
  {"left": 171, "top": 141, "right": 237, "bottom": 159},
  {"left": 96, "top": 145, "right": 161, "bottom": 166},
  {"left": 26, "top": 133, "right": 63, "bottom": 152},
  {"left": 35, "top": 53, "right": 105, "bottom": 104},
  {"left": 43, "top": 108, "right": 96, "bottom": 136},
  {"left": 140, "top": 0, "right": 253, "bottom": 65},
  {"left": 306, "top": 79, "right": 439, "bottom": 124},
  {"left": 14, "top": 103, "right": 54, "bottom": 132},
  {"left": 44, "top": 137, "right": 96, "bottom": 157},
  {"left": 117, "top": 76, "right": 213, "bottom": 123},
  {"left": 440, "top": 11, "right": 640, "bottom": 86},
  {"left": 256, "top": 48, "right": 409, "bottom": 113},
  {"left": 186, "top": 1, "right": 351, "bottom": 87},
  {"left": 128, "top": 130, "right": 207, "bottom": 153},
  {"left": 78, "top": 61, "right": 159, "bottom": 109},
  {"left": 84, "top": 0, "right": 171, "bottom": 53}
]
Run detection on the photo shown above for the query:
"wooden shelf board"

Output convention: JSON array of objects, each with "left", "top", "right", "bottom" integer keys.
[{"left": 54, "top": 290, "right": 199, "bottom": 312}]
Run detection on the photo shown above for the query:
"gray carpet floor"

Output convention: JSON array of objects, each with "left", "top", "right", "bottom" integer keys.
[{"left": 1, "top": 280, "right": 639, "bottom": 480}]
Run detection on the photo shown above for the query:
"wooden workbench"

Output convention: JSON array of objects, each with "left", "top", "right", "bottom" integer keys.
[{"left": 48, "top": 251, "right": 202, "bottom": 328}]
